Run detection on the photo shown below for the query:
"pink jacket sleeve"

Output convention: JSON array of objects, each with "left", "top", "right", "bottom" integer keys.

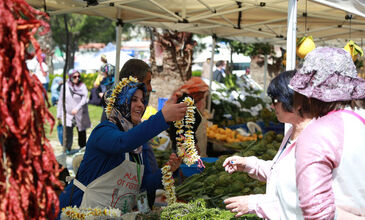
[
  {"left": 243, "top": 156, "right": 273, "bottom": 182},
  {"left": 295, "top": 116, "right": 343, "bottom": 219},
  {"left": 243, "top": 126, "right": 292, "bottom": 182}
]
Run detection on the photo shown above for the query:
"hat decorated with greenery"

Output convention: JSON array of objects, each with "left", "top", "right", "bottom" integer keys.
[{"left": 289, "top": 47, "right": 365, "bottom": 102}]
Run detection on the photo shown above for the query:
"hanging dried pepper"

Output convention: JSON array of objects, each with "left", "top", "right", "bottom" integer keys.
[{"left": 0, "top": 1, "right": 62, "bottom": 219}]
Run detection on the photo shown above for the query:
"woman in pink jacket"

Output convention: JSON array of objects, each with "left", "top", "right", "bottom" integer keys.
[
  {"left": 224, "top": 47, "right": 365, "bottom": 219},
  {"left": 223, "top": 70, "right": 313, "bottom": 219},
  {"left": 289, "top": 47, "right": 365, "bottom": 219}
]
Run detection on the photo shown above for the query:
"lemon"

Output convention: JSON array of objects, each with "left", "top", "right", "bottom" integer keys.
[
  {"left": 344, "top": 40, "right": 363, "bottom": 61},
  {"left": 296, "top": 36, "right": 316, "bottom": 59}
]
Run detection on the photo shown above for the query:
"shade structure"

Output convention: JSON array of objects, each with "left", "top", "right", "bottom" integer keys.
[{"left": 26, "top": 0, "right": 365, "bottom": 46}]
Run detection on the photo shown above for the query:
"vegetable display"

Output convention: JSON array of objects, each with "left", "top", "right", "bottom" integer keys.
[
  {"left": 136, "top": 198, "right": 260, "bottom": 220},
  {"left": 0, "top": 1, "right": 61, "bottom": 219},
  {"left": 176, "top": 131, "right": 282, "bottom": 208},
  {"left": 207, "top": 124, "right": 259, "bottom": 144},
  {"left": 210, "top": 74, "right": 278, "bottom": 127},
  {"left": 160, "top": 199, "right": 260, "bottom": 220}
]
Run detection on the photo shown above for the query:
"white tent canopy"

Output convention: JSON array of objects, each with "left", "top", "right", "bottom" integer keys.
[{"left": 27, "top": 0, "right": 365, "bottom": 46}]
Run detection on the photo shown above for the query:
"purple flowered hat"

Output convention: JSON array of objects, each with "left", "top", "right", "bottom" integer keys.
[{"left": 289, "top": 47, "right": 365, "bottom": 102}]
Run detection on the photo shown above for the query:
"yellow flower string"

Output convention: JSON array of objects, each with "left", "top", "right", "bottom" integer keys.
[
  {"left": 180, "top": 97, "right": 201, "bottom": 166},
  {"left": 162, "top": 96, "right": 203, "bottom": 205},
  {"left": 61, "top": 206, "right": 121, "bottom": 220},
  {"left": 105, "top": 76, "right": 138, "bottom": 117},
  {"left": 161, "top": 164, "right": 176, "bottom": 204}
]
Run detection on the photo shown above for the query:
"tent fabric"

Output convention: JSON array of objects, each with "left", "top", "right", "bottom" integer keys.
[
  {"left": 27, "top": 0, "right": 365, "bottom": 46},
  {"left": 313, "top": 0, "right": 365, "bottom": 18}
]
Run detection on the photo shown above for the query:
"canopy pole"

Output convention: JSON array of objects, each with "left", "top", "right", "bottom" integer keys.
[
  {"left": 286, "top": 0, "right": 297, "bottom": 71},
  {"left": 285, "top": 0, "right": 297, "bottom": 133},
  {"left": 207, "top": 34, "right": 216, "bottom": 113},
  {"left": 115, "top": 9, "right": 123, "bottom": 84},
  {"left": 263, "top": 54, "right": 268, "bottom": 95}
]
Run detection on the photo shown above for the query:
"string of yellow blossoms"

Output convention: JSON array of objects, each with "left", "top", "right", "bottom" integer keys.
[
  {"left": 61, "top": 206, "right": 121, "bottom": 220},
  {"left": 162, "top": 96, "right": 203, "bottom": 205},
  {"left": 105, "top": 76, "right": 138, "bottom": 117}
]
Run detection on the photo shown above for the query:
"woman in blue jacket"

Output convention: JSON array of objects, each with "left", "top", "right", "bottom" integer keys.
[{"left": 59, "top": 76, "right": 187, "bottom": 214}]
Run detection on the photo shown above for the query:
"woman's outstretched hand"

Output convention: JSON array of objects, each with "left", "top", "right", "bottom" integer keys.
[
  {"left": 161, "top": 94, "right": 187, "bottom": 122},
  {"left": 223, "top": 156, "right": 247, "bottom": 174}
]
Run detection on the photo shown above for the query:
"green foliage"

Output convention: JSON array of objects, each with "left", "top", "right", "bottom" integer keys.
[
  {"left": 49, "top": 73, "right": 98, "bottom": 91},
  {"left": 176, "top": 155, "right": 265, "bottom": 209},
  {"left": 218, "top": 39, "right": 273, "bottom": 56},
  {"left": 51, "top": 14, "right": 116, "bottom": 53},
  {"left": 81, "top": 72, "right": 98, "bottom": 90},
  {"left": 259, "top": 108, "right": 279, "bottom": 125},
  {"left": 238, "top": 131, "right": 281, "bottom": 159},
  {"left": 175, "top": 132, "right": 284, "bottom": 210},
  {"left": 160, "top": 199, "right": 260, "bottom": 220}
]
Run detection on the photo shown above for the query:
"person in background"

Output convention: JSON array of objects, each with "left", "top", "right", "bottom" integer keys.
[
  {"left": 51, "top": 76, "right": 63, "bottom": 106},
  {"left": 58, "top": 77, "right": 187, "bottom": 216},
  {"left": 34, "top": 53, "right": 49, "bottom": 92},
  {"left": 97, "top": 59, "right": 161, "bottom": 208},
  {"left": 168, "top": 77, "right": 209, "bottom": 157},
  {"left": 201, "top": 58, "right": 211, "bottom": 80},
  {"left": 289, "top": 47, "right": 365, "bottom": 219},
  {"left": 99, "top": 54, "right": 108, "bottom": 77},
  {"left": 100, "top": 59, "right": 152, "bottom": 122},
  {"left": 223, "top": 70, "right": 313, "bottom": 219},
  {"left": 57, "top": 70, "right": 91, "bottom": 155},
  {"left": 213, "top": 60, "right": 226, "bottom": 83}
]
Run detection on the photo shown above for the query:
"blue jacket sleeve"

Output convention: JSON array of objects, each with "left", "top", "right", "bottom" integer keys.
[{"left": 91, "top": 111, "right": 169, "bottom": 154}]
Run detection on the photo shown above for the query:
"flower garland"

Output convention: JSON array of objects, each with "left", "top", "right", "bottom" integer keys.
[
  {"left": 162, "top": 96, "right": 204, "bottom": 205},
  {"left": 105, "top": 76, "right": 138, "bottom": 117},
  {"left": 176, "top": 97, "right": 202, "bottom": 166},
  {"left": 61, "top": 206, "right": 121, "bottom": 220},
  {"left": 161, "top": 164, "right": 176, "bottom": 204}
]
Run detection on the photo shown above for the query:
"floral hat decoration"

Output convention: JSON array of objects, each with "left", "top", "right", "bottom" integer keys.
[
  {"left": 289, "top": 47, "right": 365, "bottom": 102},
  {"left": 104, "top": 76, "right": 147, "bottom": 126}
]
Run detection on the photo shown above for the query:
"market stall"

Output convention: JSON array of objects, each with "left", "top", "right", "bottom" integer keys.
[{"left": 21, "top": 1, "right": 365, "bottom": 219}]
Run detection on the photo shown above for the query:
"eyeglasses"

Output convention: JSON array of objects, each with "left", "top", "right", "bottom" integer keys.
[
  {"left": 72, "top": 75, "right": 80, "bottom": 79},
  {"left": 271, "top": 97, "right": 280, "bottom": 105}
]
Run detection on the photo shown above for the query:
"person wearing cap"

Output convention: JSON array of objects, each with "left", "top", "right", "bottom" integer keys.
[
  {"left": 57, "top": 69, "right": 91, "bottom": 154},
  {"left": 289, "top": 47, "right": 365, "bottom": 219},
  {"left": 58, "top": 76, "right": 187, "bottom": 216},
  {"left": 99, "top": 59, "right": 152, "bottom": 122}
]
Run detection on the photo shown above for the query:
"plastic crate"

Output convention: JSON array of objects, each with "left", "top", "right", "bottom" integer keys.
[
  {"left": 157, "top": 97, "right": 168, "bottom": 111},
  {"left": 228, "top": 122, "right": 284, "bottom": 134},
  {"left": 256, "top": 121, "right": 284, "bottom": 134},
  {"left": 227, "top": 124, "right": 249, "bottom": 132},
  {"left": 180, "top": 157, "right": 218, "bottom": 177}
]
